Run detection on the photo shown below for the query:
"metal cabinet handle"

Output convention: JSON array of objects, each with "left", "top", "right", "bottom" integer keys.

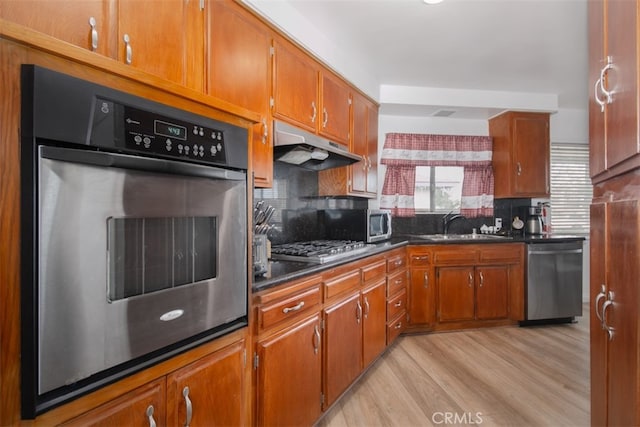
[
  {"left": 362, "top": 154, "right": 368, "bottom": 171},
  {"left": 146, "top": 405, "right": 156, "bottom": 427},
  {"left": 412, "top": 255, "right": 429, "bottom": 261},
  {"left": 479, "top": 271, "right": 484, "bottom": 287},
  {"left": 182, "top": 386, "right": 192, "bottom": 427},
  {"left": 313, "top": 324, "right": 320, "bottom": 355},
  {"left": 261, "top": 118, "right": 268, "bottom": 145},
  {"left": 602, "top": 291, "right": 615, "bottom": 341},
  {"left": 594, "top": 78, "right": 606, "bottom": 113},
  {"left": 123, "top": 34, "right": 132, "bottom": 64},
  {"left": 89, "top": 17, "right": 98, "bottom": 51},
  {"left": 322, "top": 107, "right": 328, "bottom": 128},
  {"left": 356, "top": 300, "right": 362, "bottom": 324},
  {"left": 423, "top": 272, "right": 429, "bottom": 288},
  {"left": 310, "top": 101, "right": 317, "bottom": 122},
  {"left": 364, "top": 296, "right": 370, "bottom": 318},
  {"left": 468, "top": 272, "right": 473, "bottom": 287},
  {"left": 394, "top": 321, "right": 402, "bottom": 330},
  {"left": 394, "top": 300, "right": 402, "bottom": 308},
  {"left": 516, "top": 162, "right": 522, "bottom": 176},
  {"left": 599, "top": 56, "right": 614, "bottom": 104},
  {"left": 594, "top": 284, "right": 606, "bottom": 325},
  {"left": 282, "top": 300, "right": 304, "bottom": 314}
]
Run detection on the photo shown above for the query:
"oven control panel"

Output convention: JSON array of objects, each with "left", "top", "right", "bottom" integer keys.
[{"left": 91, "top": 98, "right": 228, "bottom": 165}]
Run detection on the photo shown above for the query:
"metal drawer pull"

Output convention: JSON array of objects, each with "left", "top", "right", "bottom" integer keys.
[
  {"left": 395, "top": 260, "right": 403, "bottom": 266},
  {"left": 602, "top": 291, "right": 615, "bottom": 341},
  {"left": 182, "top": 386, "right": 193, "bottom": 427},
  {"left": 313, "top": 325, "right": 321, "bottom": 354},
  {"left": 89, "top": 17, "right": 98, "bottom": 51},
  {"left": 394, "top": 300, "right": 402, "bottom": 308},
  {"left": 146, "top": 405, "right": 156, "bottom": 427},
  {"left": 594, "top": 284, "right": 606, "bottom": 325},
  {"left": 413, "top": 255, "right": 429, "bottom": 261},
  {"left": 394, "top": 322, "right": 402, "bottom": 329},
  {"left": 123, "top": 34, "right": 132, "bottom": 64},
  {"left": 282, "top": 301, "right": 305, "bottom": 314}
]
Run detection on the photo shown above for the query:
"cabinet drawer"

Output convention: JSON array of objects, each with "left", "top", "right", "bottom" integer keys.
[
  {"left": 409, "top": 252, "right": 431, "bottom": 266},
  {"left": 433, "top": 248, "right": 478, "bottom": 264},
  {"left": 361, "top": 259, "right": 387, "bottom": 283},
  {"left": 387, "top": 270, "right": 407, "bottom": 298},
  {"left": 479, "top": 244, "right": 523, "bottom": 263},
  {"left": 387, "top": 254, "right": 407, "bottom": 273},
  {"left": 323, "top": 270, "right": 361, "bottom": 301},
  {"left": 387, "top": 289, "right": 407, "bottom": 320},
  {"left": 258, "top": 286, "right": 321, "bottom": 331},
  {"left": 387, "top": 312, "right": 405, "bottom": 345}
]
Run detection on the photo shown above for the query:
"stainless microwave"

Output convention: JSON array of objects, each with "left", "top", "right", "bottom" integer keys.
[{"left": 324, "top": 209, "right": 392, "bottom": 243}]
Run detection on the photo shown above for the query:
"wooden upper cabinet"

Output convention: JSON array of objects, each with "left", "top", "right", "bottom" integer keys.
[
  {"left": 207, "top": 0, "right": 273, "bottom": 187},
  {"left": 319, "top": 70, "right": 351, "bottom": 144},
  {"left": 0, "top": 0, "right": 113, "bottom": 56},
  {"left": 590, "top": 0, "right": 640, "bottom": 181},
  {"left": 117, "top": 0, "right": 204, "bottom": 90},
  {"left": 489, "top": 111, "right": 550, "bottom": 198},
  {"left": 272, "top": 37, "right": 319, "bottom": 133}
]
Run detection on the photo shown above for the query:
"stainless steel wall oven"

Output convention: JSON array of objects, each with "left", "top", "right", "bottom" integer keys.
[{"left": 20, "top": 66, "right": 249, "bottom": 417}]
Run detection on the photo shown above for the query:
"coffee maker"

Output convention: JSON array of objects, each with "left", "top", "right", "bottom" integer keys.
[{"left": 526, "top": 205, "right": 543, "bottom": 235}]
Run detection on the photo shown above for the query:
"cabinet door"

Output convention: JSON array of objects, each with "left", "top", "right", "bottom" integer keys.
[
  {"left": 350, "top": 93, "right": 368, "bottom": 194},
  {"left": 0, "top": 0, "right": 112, "bottom": 56},
  {"left": 476, "top": 266, "right": 509, "bottom": 320},
  {"left": 323, "top": 291, "right": 362, "bottom": 409},
  {"left": 256, "top": 314, "right": 322, "bottom": 426},
  {"left": 366, "top": 103, "right": 379, "bottom": 195},
  {"left": 362, "top": 279, "right": 387, "bottom": 368},
  {"left": 590, "top": 202, "right": 608, "bottom": 426},
  {"left": 62, "top": 379, "right": 166, "bottom": 427},
  {"left": 604, "top": 199, "right": 640, "bottom": 426},
  {"left": 319, "top": 71, "right": 350, "bottom": 144},
  {"left": 588, "top": 0, "right": 606, "bottom": 177},
  {"left": 208, "top": 0, "right": 272, "bottom": 187},
  {"left": 166, "top": 340, "right": 246, "bottom": 427},
  {"left": 118, "top": 0, "right": 204, "bottom": 89},
  {"left": 408, "top": 266, "right": 435, "bottom": 325},
  {"left": 604, "top": 0, "right": 639, "bottom": 170},
  {"left": 437, "top": 266, "right": 475, "bottom": 322},
  {"left": 512, "top": 113, "right": 549, "bottom": 196},
  {"left": 272, "top": 38, "right": 319, "bottom": 133}
]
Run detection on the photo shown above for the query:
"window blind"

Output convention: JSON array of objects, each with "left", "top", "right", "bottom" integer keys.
[{"left": 550, "top": 142, "right": 592, "bottom": 236}]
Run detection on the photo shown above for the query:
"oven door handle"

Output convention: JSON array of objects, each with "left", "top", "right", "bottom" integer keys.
[
  {"left": 528, "top": 249, "right": 583, "bottom": 255},
  {"left": 40, "top": 145, "right": 246, "bottom": 181}
]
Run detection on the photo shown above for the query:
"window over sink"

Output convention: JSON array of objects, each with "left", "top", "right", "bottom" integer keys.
[{"left": 414, "top": 166, "right": 464, "bottom": 213}]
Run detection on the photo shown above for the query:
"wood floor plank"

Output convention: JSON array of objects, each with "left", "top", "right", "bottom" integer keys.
[{"left": 317, "top": 305, "right": 590, "bottom": 427}]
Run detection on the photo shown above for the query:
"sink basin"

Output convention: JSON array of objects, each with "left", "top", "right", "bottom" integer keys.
[{"left": 411, "top": 233, "right": 509, "bottom": 241}]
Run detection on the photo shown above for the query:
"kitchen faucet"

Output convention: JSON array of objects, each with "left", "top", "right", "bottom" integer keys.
[{"left": 442, "top": 211, "right": 465, "bottom": 235}]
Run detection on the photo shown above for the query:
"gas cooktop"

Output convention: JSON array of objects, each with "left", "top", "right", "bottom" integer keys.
[{"left": 270, "top": 240, "right": 373, "bottom": 264}]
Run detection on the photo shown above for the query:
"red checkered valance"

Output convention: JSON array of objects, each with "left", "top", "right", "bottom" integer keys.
[{"left": 380, "top": 133, "right": 494, "bottom": 218}]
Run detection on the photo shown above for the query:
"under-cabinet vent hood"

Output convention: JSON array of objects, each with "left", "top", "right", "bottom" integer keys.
[{"left": 273, "top": 120, "right": 362, "bottom": 171}]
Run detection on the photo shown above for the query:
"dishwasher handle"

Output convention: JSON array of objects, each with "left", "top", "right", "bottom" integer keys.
[{"left": 529, "top": 249, "right": 583, "bottom": 255}]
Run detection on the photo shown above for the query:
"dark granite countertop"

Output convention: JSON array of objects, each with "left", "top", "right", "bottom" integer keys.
[
  {"left": 252, "top": 239, "right": 409, "bottom": 292},
  {"left": 252, "top": 233, "right": 585, "bottom": 293}
]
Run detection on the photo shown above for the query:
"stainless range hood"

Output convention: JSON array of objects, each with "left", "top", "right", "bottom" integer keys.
[{"left": 273, "top": 120, "right": 362, "bottom": 171}]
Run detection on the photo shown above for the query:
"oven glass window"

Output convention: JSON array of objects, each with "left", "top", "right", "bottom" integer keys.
[{"left": 107, "top": 216, "right": 217, "bottom": 301}]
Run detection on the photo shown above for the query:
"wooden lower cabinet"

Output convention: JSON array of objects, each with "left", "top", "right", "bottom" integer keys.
[
  {"left": 476, "top": 266, "right": 509, "bottom": 320},
  {"left": 407, "top": 248, "right": 435, "bottom": 328},
  {"left": 438, "top": 266, "right": 476, "bottom": 322},
  {"left": 62, "top": 379, "right": 166, "bottom": 427},
  {"left": 63, "top": 339, "right": 247, "bottom": 427},
  {"left": 255, "top": 314, "right": 322, "bottom": 426},
  {"left": 362, "top": 279, "right": 387, "bottom": 368}
]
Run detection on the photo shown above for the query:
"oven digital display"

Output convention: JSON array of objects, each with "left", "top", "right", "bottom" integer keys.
[{"left": 154, "top": 120, "right": 187, "bottom": 140}]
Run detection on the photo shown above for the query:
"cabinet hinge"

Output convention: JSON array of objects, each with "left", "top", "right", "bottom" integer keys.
[{"left": 253, "top": 352, "right": 259, "bottom": 370}]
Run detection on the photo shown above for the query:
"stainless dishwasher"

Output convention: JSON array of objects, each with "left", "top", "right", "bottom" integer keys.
[{"left": 525, "top": 240, "right": 583, "bottom": 322}]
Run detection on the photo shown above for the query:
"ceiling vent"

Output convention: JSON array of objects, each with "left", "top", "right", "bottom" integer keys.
[{"left": 432, "top": 109, "right": 456, "bottom": 117}]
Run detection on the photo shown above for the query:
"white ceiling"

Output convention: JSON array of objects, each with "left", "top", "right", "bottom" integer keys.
[{"left": 246, "top": 0, "right": 589, "bottom": 120}]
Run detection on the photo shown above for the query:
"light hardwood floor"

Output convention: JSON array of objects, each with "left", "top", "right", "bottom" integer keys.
[{"left": 317, "top": 305, "right": 589, "bottom": 427}]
